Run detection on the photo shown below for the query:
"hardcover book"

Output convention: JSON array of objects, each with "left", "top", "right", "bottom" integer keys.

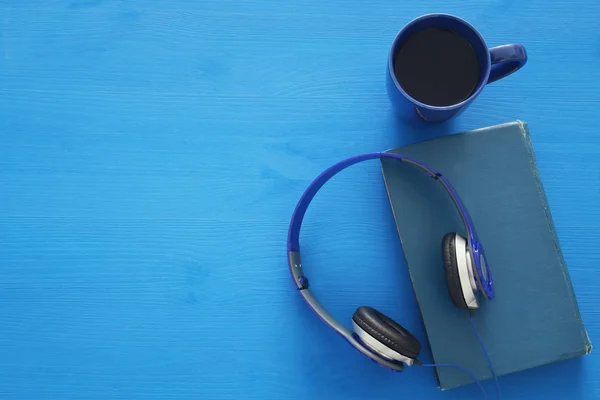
[{"left": 380, "top": 121, "right": 592, "bottom": 390}]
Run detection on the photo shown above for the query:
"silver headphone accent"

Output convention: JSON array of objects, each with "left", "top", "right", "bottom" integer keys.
[
  {"left": 454, "top": 233, "right": 479, "bottom": 309},
  {"left": 351, "top": 321, "right": 415, "bottom": 366}
]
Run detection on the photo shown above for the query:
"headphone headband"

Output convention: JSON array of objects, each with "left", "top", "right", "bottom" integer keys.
[{"left": 286, "top": 152, "right": 494, "bottom": 368}]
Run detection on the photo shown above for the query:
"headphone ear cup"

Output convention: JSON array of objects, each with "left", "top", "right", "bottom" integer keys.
[
  {"left": 442, "top": 232, "right": 469, "bottom": 309},
  {"left": 351, "top": 306, "right": 421, "bottom": 363}
]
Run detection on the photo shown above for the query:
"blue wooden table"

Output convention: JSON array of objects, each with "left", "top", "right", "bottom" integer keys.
[{"left": 1, "top": 1, "right": 598, "bottom": 399}]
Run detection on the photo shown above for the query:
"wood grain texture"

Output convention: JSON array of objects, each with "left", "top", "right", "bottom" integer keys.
[{"left": 0, "top": 0, "right": 599, "bottom": 399}]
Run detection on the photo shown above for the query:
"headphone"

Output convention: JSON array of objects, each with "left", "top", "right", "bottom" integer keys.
[{"left": 287, "top": 152, "right": 495, "bottom": 371}]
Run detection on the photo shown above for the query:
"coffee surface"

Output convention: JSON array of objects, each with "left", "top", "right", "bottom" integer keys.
[{"left": 393, "top": 28, "right": 480, "bottom": 107}]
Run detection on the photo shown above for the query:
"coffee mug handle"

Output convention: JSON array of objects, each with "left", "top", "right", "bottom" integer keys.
[{"left": 487, "top": 44, "right": 528, "bottom": 84}]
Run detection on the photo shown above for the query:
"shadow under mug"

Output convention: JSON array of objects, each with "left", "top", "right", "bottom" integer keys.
[{"left": 386, "top": 14, "right": 527, "bottom": 123}]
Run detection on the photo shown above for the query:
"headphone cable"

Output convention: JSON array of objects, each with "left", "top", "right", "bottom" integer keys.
[
  {"left": 415, "top": 360, "right": 487, "bottom": 399},
  {"left": 469, "top": 312, "right": 500, "bottom": 400},
  {"left": 414, "top": 313, "right": 500, "bottom": 400}
]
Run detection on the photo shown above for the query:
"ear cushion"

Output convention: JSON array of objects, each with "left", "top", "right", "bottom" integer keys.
[
  {"left": 442, "top": 232, "right": 468, "bottom": 309},
  {"left": 352, "top": 306, "right": 421, "bottom": 359}
]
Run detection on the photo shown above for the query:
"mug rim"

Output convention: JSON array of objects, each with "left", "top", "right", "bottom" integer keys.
[{"left": 388, "top": 13, "right": 492, "bottom": 111}]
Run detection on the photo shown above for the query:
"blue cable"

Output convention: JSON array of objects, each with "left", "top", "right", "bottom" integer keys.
[
  {"left": 416, "top": 314, "right": 500, "bottom": 400},
  {"left": 419, "top": 362, "right": 487, "bottom": 399},
  {"left": 469, "top": 314, "right": 500, "bottom": 400}
]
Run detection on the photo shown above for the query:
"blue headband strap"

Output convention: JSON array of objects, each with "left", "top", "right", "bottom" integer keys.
[
  {"left": 287, "top": 152, "right": 480, "bottom": 251},
  {"left": 287, "top": 151, "right": 494, "bottom": 293}
]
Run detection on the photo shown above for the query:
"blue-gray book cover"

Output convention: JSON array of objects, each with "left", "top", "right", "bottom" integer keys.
[{"left": 380, "top": 121, "right": 592, "bottom": 390}]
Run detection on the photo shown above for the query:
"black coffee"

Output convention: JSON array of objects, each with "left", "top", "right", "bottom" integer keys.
[{"left": 393, "top": 28, "right": 480, "bottom": 107}]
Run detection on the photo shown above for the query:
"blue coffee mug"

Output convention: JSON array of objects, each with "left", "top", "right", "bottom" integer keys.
[{"left": 386, "top": 14, "right": 527, "bottom": 123}]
